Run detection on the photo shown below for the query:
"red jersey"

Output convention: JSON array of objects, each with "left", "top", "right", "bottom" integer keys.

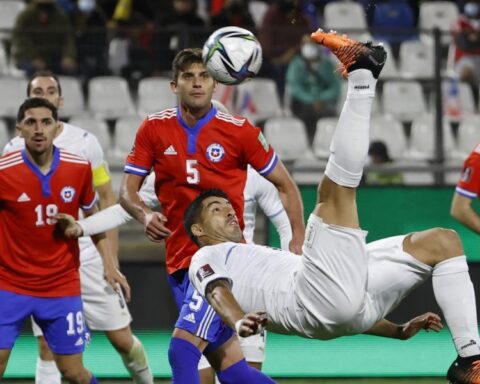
[
  {"left": 0, "top": 147, "right": 96, "bottom": 297},
  {"left": 456, "top": 144, "right": 480, "bottom": 199},
  {"left": 125, "top": 107, "right": 277, "bottom": 274},
  {"left": 452, "top": 15, "right": 480, "bottom": 63}
]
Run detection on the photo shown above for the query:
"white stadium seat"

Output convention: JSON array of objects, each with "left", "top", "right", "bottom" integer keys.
[
  {"left": 137, "top": 77, "right": 176, "bottom": 116},
  {"left": 0, "top": 119, "right": 10, "bottom": 149},
  {"left": 58, "top": 76, "right": 85, "bottom": 118},
  {"left": 68, "top": 115, "right": 111, "bottom": 152},
  {"left": 312, "top": 117, "right": 337, "bottom": 159},
  {"left": 377, "top": 42, "right": 399, "bottom": 79},
  {"left": 419, "top": 1, "right": 459, "bottom": 45},
  {"left": 399, "top": 41, "right": 435, "bottom": 79},
  {"left": 0, "top": 0, "right": 26, "bottom": 41},
  {"left": 0, "top": 77, "right": 28, "bottom": 118},
  {"left": 382, "top": 80, "right": 428, "bottom": 122},
  {"left": 457, "top": 114, "right": 480, "bottom": 157},
  {"left": 112, "top": 115, "right": 144, "bottom": 158},
  {"left": 396, "top": 159, "right": 435, "bottom": 186},
  {"left": 87, "top": 76, "right": 136, "bottom": 119},
  {"left": 249, "top": 1, "right": 268, "bottom": 28},
  {"left": 370, "top": 115, "right": 408, "bottom": 160},
  {"left": 324, "top": 1, "right": 368, "bottom": 41}
]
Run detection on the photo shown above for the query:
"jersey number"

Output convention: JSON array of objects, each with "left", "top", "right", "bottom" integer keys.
[
  {"left": 66, "top": 311, "right": 85, "bottom": 335},
  {"left": 35, "top": 204, "right": 58, "bottom": 226},
  {"left": 186, "top": 159, "right": 200, "bottom": 184},
  {"left": 189, "top": 289, "right": 204, "bottom": 312}
]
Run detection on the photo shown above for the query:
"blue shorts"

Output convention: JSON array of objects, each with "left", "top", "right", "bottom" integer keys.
[
  {"left": 174, "top": 282, "right": 234, "bottom": 354},
  {"left": 0, "top": 289, "right": 88, "bottom": 354},
  {"left": 167, "top": 268, "right": 190, "bottom": 310}
]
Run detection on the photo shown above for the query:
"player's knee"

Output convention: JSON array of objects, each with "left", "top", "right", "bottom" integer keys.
[
  {"left": 409, "top": 228, "right": 464, "bottom": 265},
  {"left": 106, "top": 328, "right": 134, "bottom": 354},
  {"left": 59, "top": 366, "right": 87, "bottom": 383},
  {"left": 432, "top": 228, "right": 464, "bottom": 262}
]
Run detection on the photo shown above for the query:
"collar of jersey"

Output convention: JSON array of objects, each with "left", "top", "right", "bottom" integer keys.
[
  {"left": 176, "top": 106, "right": 217, "bottom": 154},
  {"left": 21, "top": 145, "right": 60, "bottom": 196}
]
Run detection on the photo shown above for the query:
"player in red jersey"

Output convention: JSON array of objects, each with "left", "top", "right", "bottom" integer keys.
[
  {"left": 119, "top": 48, "right": 305, "bottom": 382},
  {"left": 0, "top": 98, "right": 129, "bottom": 383}
]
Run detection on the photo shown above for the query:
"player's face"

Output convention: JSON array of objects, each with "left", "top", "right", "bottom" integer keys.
[
  {"left": 196, "top": 196, "right": 243, "bottom": 244},
  {"left": 18, "top": 107, "right": 59, "bottom": 155},
  {"left": 171, "top": 63, "right": 216, "bottom": 111},
  {"left": 29, "top": 76, "right": 63, "bottom": 109}
]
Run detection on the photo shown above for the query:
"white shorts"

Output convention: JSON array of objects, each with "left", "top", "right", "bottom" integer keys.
[
  {"left": 290, "top": 215, "right": 433, "bottom": 340},
  {"left": 198, "top": 332, "right": 266, "bottom": 370},
  {"left": 33, "top": 257, "right": 131, "bottom": 336}
]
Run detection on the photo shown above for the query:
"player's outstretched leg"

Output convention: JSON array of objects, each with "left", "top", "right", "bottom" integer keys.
[{"left": 310, "top": 30, "right": 386, "bottom": 228}]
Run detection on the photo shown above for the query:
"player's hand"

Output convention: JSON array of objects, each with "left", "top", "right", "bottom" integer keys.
[
  {"left": 234, "top": 311, "right": 268, "bottom": 338},
  {"left": 289, "top": 236, "right": 303, "bottom": 255},
  {"left": 104, "top": 266, "right": 131, "bottom": 302},
  {"left": 144, "top": 212, "right": 171, "bottom": 242},
  {"left": 399, "top": 312, "right": 443, "bottom": 340},
  {"left": 55, "top": 213, "right": 84, "bottom": 238}
]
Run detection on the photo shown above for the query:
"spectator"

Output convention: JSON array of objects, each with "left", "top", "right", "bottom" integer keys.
[
  {"left": 452, "top": 1, "right": 480, "bottom": 92},
  {"left": 364, "top": 140, "right": 403, "bottom": 185},
  {"left": 286, "top": 34, "right": 341, "bottom": 143},
  {"left": 12, "top": 0, "right": 77, "bottom": 76},
  {"left": 258, "top": 0, "right": 310, "bottom": 98},
  {"left": 211, "top": 0, "right": 255, "bottom": 29}
]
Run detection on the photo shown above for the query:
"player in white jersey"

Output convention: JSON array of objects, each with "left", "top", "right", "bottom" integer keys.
[
  {"left": 2, "top": 71, "right": 154, "bottom": 384},
  {"left": 181, "top": 32, "right": 480, "bottom": 383}
]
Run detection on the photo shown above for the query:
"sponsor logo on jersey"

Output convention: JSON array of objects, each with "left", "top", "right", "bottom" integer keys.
[
  {"left": 164, "top": 145, "right": 178, "bottom": 155},
  {"left": 460, "top": 339, "right": 477, "bottom": 350},
  {"left": 183, "top": 313, "right": 196, "bottom": 324},
  {"left": 461, "top": 167, "right": 473, "bottom": 182},
  {"left": 258, "top": 132, "right": 269, "bottom": 152},
  {"left": 196, "top": 264, "right": 215, "bottom": 282},
  {"left": 60, "top": 186, "right": 76, "bottom": 203},
  {"left": 17, "top": 192, "right": 31, "bottom": 202},
  {"left": 74, "top": 337, "right": 84, "bottom": 347},
  {"left": 206, "top": 143, "right": 225, "bottom": 163}
]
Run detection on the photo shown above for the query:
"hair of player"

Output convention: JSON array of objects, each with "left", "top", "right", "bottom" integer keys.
[
  {"left": 27, "top": 70, "right": 62, "bottom": 96},
  {"left": 172, "top": 47, "right": 204, "bottom": 82},
  {"left": 184, "top": 189, "right": 230, "bottom": 247},
  {"left": 17, "top": 97, "right": 58, "bottom": 123}
]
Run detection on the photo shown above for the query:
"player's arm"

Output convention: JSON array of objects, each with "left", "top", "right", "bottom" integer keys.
[
  {"left": 451, "top": 193, "right": 480, "bottom": 233},
  {"left": 95, "top": 178, "right": 119, "bottom": 252},
  {"left": 363, "top": 312, "right": 442, "bottom": 340},
  {"left": 205, "top": 279, "right": 267, "bottom": 338},
  {"left": 264, "top": 161, "right": 305, "bottom": 254},
  {"left": 83, "top": 206, "right": 131, "bottom": 301},
  {"left": 119, "top": 173, "right": 171, "bottom": 242}
]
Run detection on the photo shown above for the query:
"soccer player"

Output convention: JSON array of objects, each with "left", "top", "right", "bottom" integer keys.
[
  {"left": 118, "top": 48, "right": 304, "bottom": 382},
  {"left": 2, "top": 71, "right": 154, "bottom": 384},
  {"left": 182, "top": 31, "right": 480, "bottom": 384},
  {"left": 451, "top": 143, "right": 480, "bottom": 234},
  {"left": 0, "top": 98, "right": 125, "bottom": 383}
]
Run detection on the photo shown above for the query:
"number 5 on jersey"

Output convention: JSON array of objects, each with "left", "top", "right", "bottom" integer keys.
[{"left": 186, "top": 159, "right": 200, "bottom": 184}]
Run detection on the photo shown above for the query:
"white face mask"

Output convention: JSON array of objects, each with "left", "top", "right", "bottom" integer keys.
[
  {"left": 78, "top": 0, "right": 96, "bottom": 13},
  {"left": 301, "top": 43, "right": 319, "bottom": 61}
]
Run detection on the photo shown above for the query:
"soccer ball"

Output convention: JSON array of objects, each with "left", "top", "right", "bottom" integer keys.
[{"left": 202, "top": 26, "right": 263, "bottom": 85}]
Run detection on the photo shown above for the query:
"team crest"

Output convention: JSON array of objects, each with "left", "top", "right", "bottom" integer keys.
[
  {"left": 206, "top": 143, "right": 225, "bottom": 163},
  {"left": 60, "top": 186, "right": 76, "bottom": 203}
]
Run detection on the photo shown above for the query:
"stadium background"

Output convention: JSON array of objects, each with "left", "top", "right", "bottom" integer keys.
[{"left": 1, "top": 0, "right": 479, "bottom": 382}]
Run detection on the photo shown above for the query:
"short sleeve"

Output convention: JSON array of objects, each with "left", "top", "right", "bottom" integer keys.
[
  {"left": 240, "top": 120, "right": 278, "bottom": 177},
  {"left": 124, "top": 118, "right": 155, "bottom": 177},
  {"left": 189, "top": 246, "right": 232, "bottom": 296},
  {"left": 138, "top": 173, "right": 159, "bottom": 208},
  {"left": 456, "top": 151, "right": 480, "bottom": 199}
]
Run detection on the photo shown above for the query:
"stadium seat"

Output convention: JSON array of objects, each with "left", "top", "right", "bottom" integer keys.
[
  {"left": 87, "top": 76, "right": 136, "bottom": 119},
  {"left": 212, "top": 82, "right": 237, "bottom": 115},
  {"left": 235, "top": 78, "right": 282, "bottom": 124},
  {"left": 397, "top": 159, "right": 435, "bottom": 186},
  {"left": 57, "top": 76, "right": 85, "bottom": 119},
  {"left": 370, "top": 115, "right": 408, "bottom": 160},
  {"left": 249, "top": 1, "right": 268, "bottom": 28},
  {"left": 0, "top": 77, "right": 28, "bottom": 118},
  {"left": 441, "top": 80, "right": 476, "bottom": 120},
  {"left": 371, "top": 1, "right": 418, "bottom": 45},
  {"left": 444, "top": 157, "right": 463, "bottom": 186},
  {"left": 291, "top": 158, "right": 327, "bottom": 186},
  {"left": 382, "top": 80, "right": 428, "bottom": 123},
  {"left": 376, "top": 42, "right": 399, "bottom": 79},
  {"left": 0, "top": 44, "right": 9, "bottom": 76},
  {"left": 0, "top": 0, "right": 26, "bottom": 41},
  {"left": 0, "top": 119, "right": 9, "bottom": 149},
  {"left": 398, "top": 41, "right": 435, "bottom": 79},
  {"left": 68, "top": 115, "right": 111, "bottom": 152},
  {"left": 263, "top": 116, "right": 311, "bottom": 162},
  {"left": 312, "top": 117, "right": 337, "bottom": 159},
  {"left": 457, "top": 114, "right": 480, "bottom": 157},
  {"left": 324, "top": 1, "right": 368, "bottom": 41},
  {"left": 419, "top": 1, "right": 459, "bottom": 45},
  {"left": 111, "top": 115, "right": 144, "bottom": 162},
  {"left": 408, "top": 113, "right": 455, "bottom": 160},
  {"left": 137, "top": 77, "right": 176, "bottom": 116}
]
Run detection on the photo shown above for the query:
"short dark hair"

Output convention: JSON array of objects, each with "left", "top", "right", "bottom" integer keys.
[
  {"left": 17, "top": 98, "right": 58, "bottom": 123},
  {"left": 184, "top": 189, "right": 230, "bottom": 246},
  {"left": 172, "top": 48, "right": 204, "bottom": 81},
  {"left": 27, "top": 70, "right": 62, "bottom": 96}
]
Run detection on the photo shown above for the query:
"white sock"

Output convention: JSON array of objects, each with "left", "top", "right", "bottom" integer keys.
[
  {"left": 120, "top": 335, "right": 154, "bottom": 384},
  {"left": 35, "top": 358, "right": 61, "bottom": 384},
  {"left": 325, "top": 69, "right": 377, "bottom": 187},
  {"left": 432, "top": 256, "right": 480, "bottom": 357}
]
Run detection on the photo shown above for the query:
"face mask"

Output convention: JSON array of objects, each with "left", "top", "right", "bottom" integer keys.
[
  {"left": 465, "top": 2, "right": 480, "bottom": 18},
  {"left": 301, "top": 43, "right": 319, "bottom": 61},
  {"left": 78, "top": 0, "right": 96, "bottom": 13}
]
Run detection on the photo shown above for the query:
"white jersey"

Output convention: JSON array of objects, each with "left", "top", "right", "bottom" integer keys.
[
  {"left": 189, "top": 242, "right": 302, "bottom": 336},
  {"left": 3, "top": 123, "right": 107, "bottom": 264},
  {"left": 243, "top": 166, "right": 292, "bottom": 250}
]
